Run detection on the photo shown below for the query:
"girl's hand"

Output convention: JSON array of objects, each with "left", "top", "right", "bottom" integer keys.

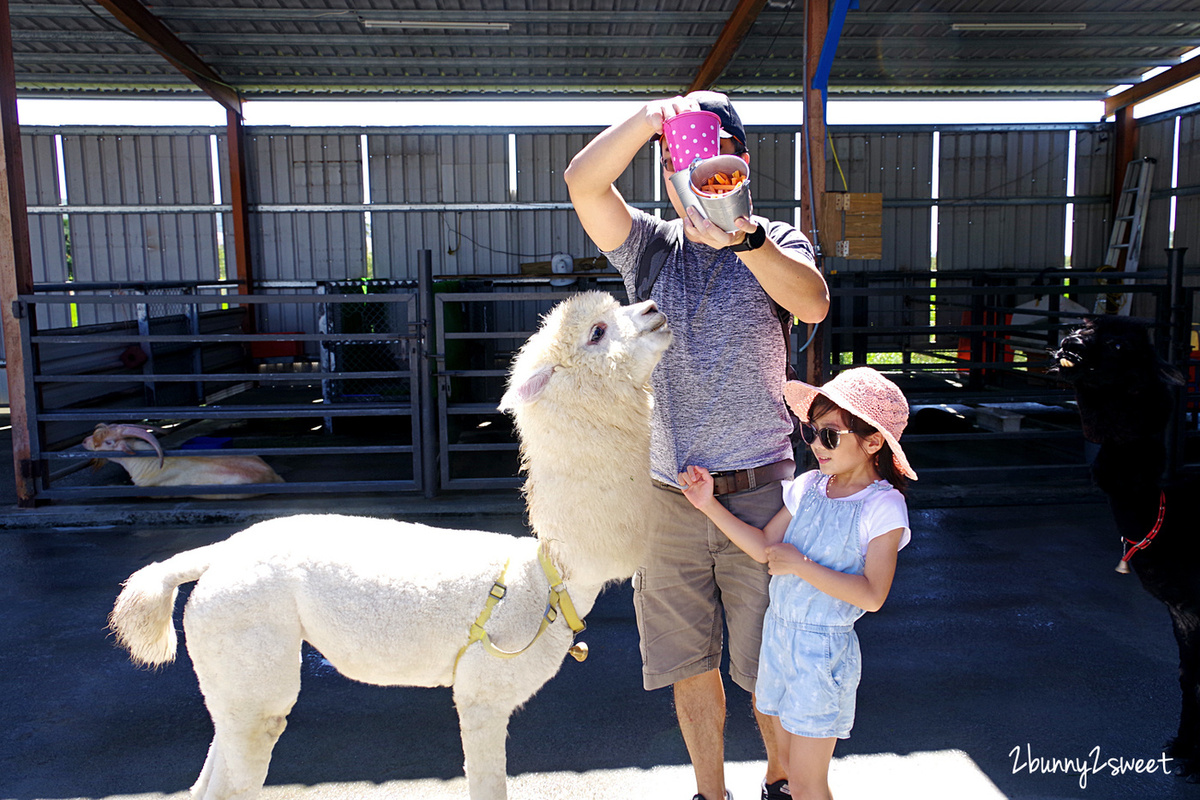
[
  {"left": 677, "top": 465, "right": 715, "bottom": 511},
  {"left": 765, "top": 543, "right": 810, "bottom": 577}
]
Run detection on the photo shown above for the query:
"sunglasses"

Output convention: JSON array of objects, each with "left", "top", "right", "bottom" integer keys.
[{"left": 799, "top": 421, "right": 859, "bottom": 450}]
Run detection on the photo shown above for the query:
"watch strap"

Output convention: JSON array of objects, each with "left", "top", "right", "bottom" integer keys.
[{"left": 728, "top": 220, "right": 767, "bottom": 252}]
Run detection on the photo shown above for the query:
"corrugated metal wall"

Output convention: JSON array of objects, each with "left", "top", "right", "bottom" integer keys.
[
  {"left": 824, "top": 130, "right": 936, "bottom": 351},
  {"left": 825, "top": 130, "right": 935, "bottom": 273},
  {"left": 22, "top": 132, "right": 68, "bottom": 330},
  {"left": 1071, "top": 125, "right": 1114, "bottom": 275},
  {"left": 59, "top": 130, "right": 220, "bottom": 327},
  {"left": 17, "top": 114, "right": 1200, "bottom": 336},
  {"left": 1178, "top": 109, "right": 1200, "bottom": 259},
  {"left": 937, "top": 129, "right": 1071, "bottom": 271},
  {"left": 370, "top": 131, "right": 511, "bottom": 279}
]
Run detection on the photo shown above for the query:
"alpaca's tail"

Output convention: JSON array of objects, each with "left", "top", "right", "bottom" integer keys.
[{"left": 108, "top": 545, "right": 218, "bottom": 667}]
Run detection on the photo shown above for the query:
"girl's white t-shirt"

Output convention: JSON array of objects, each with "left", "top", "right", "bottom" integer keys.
[{"left": 781, "top": 470, "right": 912, "bottom": 556}]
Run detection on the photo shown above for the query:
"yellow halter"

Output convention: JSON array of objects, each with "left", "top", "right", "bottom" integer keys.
[{"left": 453, "top": 545, "right": 588, "bottom": 678}]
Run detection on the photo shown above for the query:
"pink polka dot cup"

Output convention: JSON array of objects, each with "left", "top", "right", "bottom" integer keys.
[{"left": 661, "top": 110, "right": 721, "bottom": 172}]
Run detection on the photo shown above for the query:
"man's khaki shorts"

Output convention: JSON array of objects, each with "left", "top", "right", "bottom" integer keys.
[{"left": 633, "top": 480, "right": 784, "bottom": 693}]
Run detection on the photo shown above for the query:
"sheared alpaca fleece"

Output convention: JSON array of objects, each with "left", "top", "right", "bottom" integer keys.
[
  {"left": 108, "top": 291, "right": 671, "bottom": 800},
  {"left": 1055, "top": 314, "right": 1200, "bottom": 780}
]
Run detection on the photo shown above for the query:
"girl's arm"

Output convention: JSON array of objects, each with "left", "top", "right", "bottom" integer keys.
[
  {"left": 678, "top": 465, "right": 792, "bottom": 563},
  {"left": 764, "top": 529, "right": 904, "bottom": 613}
]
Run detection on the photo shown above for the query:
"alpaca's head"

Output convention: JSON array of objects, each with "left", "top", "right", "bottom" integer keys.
[
  {"left": 1053, "top": 315, "right": 1182, "bottom": 445},
  {"left": 500, "top": 291, "right": 671, "bottom": 421},
  {"left": 1054, "top": 316, "right": 1180, "bottom": 392}
]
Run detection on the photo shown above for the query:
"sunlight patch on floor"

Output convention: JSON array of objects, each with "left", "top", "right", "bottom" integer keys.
[{"left": 82, "top": 749, "right": 1005, "bottom": 800}]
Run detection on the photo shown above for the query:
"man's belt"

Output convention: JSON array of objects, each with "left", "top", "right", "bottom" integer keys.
[{"left": 656, "top": 459, "right": 795, "bottom": 497}]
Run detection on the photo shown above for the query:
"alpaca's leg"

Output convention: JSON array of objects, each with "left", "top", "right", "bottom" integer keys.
[
  {"left": 1167, "top": 606, "right": 1200, "bottom": 777},
  {"left": 191, "top": 739, "right": 217, "bottom": 799},
  {"left": 184, "top": 601, "right": 302, "bottom": 800},
  {"left": 190, "top": 708, "right": 294, "bottom": 800},
  {"left": 456, "top": 698, "right": 514, "bottom": 800}
]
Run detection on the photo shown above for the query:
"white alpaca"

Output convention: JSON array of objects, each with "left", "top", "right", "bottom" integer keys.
[{"left": 108, "top": 291, "right": 671, "bottom": 800}]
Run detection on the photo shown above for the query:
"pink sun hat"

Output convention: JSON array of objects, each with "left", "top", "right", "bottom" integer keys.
[{"left": 783, "top": 367, "right": 918, "bottom": 480}]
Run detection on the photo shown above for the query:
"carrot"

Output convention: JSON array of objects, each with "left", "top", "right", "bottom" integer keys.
[{"left": 696, "top": 169, "right": 746, "bottom": 196}]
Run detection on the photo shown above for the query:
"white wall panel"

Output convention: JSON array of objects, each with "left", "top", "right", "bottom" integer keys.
[
  {"left": 937, "top": 130, "right": 1069, "bottom": 272},
  {"left": 22, "top": 133, "right": 69, "bottom": 332},
  {"left": 59, "top": 131, "right": 220, "bottom": 325}
]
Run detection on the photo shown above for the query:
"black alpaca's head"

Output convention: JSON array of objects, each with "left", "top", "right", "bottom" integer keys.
[{"left": 1052, "top": 315, "right": 1182, "bottom": 447}]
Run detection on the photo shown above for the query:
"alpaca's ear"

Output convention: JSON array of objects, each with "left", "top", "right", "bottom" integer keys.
[
  {"left": 1160, "top": 363, "right": 1186, "bottom": 387},
  {"left": 499, "top": 365, "right": 555, "bottom": 411}
]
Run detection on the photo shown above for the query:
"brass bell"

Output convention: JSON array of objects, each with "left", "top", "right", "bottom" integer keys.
[
  {"left": 568, "top": 642, "right": 589, "bottom": 662},
  {"left": 1115, "top": 559, "right": 1131, "bottom": 575}
]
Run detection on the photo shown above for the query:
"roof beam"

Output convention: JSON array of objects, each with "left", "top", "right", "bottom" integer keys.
[
  {"left": 689, "top": 0, "right": 770, "bottom": 92},
  {"left": 17, "top": 6, "right": 1200, "bottom": 26},
  {"left": 92, "top": 0, "right": 240, "bottom": 115},
  {"left": 15, "top": 30, "right": 1200, "bottom": 51},
  {"left": 1104, "top": 56, "right": 1200, "bottom": 117}
]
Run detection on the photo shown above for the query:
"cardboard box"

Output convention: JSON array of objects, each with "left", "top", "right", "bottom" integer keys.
[
  {"left": 833, "top": 238, "right": 883, "bottom": 260},
  {"left": 821, "top": 192, "right": 883, "bottom": 260}
]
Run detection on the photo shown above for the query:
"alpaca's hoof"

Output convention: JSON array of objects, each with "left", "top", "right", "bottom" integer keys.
[{"left": 1165, "top": 736, "right": 1200, "bottom": 779}]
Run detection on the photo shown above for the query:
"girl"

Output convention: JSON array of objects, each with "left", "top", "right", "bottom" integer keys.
[{"left": 678, "top": 367, "right": 916, "bottom": 800}]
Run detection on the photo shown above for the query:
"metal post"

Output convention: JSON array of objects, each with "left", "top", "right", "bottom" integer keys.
[
  {"left": 1166, "top": 247, "right": 1189, "bottom": 479},
  {"left": 418, "top": 249, "right": 438, "bottom": 499},
  {"left": 0, "top": 0, "right": 36, "bottom": 505},
  {"left": 969, "top": 275, "right": 986, "bottom": 391},
  {"left": 852, "top": 272, "right": 868, "bottom": 367}
]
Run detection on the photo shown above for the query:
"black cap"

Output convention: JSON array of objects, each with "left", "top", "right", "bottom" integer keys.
[{"left": 691, "top": 91, "right": 747, "bottom": 150}]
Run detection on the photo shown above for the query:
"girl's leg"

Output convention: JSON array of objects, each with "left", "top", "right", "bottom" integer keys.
[
  {"left": 784, "top": 733, "right": 837, "bottom": 800},
  {"left": 769, "top": 716, "right": 791, "bottom": 778}
]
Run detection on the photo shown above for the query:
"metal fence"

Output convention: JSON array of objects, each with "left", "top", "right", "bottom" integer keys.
[
  {"left": 16, "top": 258, "right": 1200, "bottom": 502},
  {"left": 824, "top": 255, "right": 1200, "bottom": 483},
  {"left": 17, "top": 276, "right": 429, "bottom": 501}
]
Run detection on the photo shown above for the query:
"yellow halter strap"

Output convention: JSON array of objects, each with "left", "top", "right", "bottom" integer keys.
[{"left": 453, "top": 545, "right": 588, "bottom": 678}]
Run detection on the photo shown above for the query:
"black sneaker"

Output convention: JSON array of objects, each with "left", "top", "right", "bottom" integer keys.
[
  {"left": 692, "top": 792, "right": 733, "bottom": 800},
  {"left": 762, "top": 779, "right": 790, "bottom": 799}
]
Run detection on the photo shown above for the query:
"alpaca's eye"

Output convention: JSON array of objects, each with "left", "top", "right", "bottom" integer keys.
[{"left": 588, "top": 324, "right": 606, "bottom": 344}]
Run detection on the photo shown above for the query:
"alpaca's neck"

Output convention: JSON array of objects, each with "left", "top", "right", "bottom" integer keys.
[{"left": 518, "top": 392, "right": 652, "bottom": 593}]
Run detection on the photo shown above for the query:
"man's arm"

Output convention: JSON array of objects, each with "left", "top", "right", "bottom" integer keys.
[
  {"left": 684, "top": 208, "right": 830, "bottom": 325},
  {"left": 564, "top": 97, "right": 695, "bottom": 252}
]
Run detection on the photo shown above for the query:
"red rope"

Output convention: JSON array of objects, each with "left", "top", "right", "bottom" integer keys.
[{"left": 1119, "top": 490, "right": 1166, "bottom": 567}]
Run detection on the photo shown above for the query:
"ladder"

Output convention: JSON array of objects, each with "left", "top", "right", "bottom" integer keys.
[{"left": 1095, "top": 156, "right": 1156, "bottom": 316}]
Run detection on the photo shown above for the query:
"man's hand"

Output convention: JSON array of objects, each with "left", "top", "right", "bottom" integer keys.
[
  {"left": 683, "top": 208, "right": 758, "bottom": 249},
  {"left": 643, "top": 95, "right": 700, "bottom": 139}
]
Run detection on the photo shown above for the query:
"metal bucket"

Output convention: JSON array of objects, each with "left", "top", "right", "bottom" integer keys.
[{"left": 688, "top": 154, "right": 752, "bottom": 233}]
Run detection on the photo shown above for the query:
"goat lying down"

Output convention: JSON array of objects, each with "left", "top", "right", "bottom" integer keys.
[
  {"left": 1054, "top": 315, "right": 1200, "bottom": 780},
  {"left": 108, "top": 292, "right": 671, "bottom": 800},
  {"left": 83, "top": 424, "right": 283, "bottom": 499}
]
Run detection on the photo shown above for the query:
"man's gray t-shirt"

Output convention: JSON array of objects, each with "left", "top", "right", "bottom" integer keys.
[{"left": 605, "top": 209, "right": 815, "bottom": 486}]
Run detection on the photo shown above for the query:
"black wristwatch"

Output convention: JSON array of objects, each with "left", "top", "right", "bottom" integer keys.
[{"left": 728, "top": 222, "right": 767, "bottom": 252}]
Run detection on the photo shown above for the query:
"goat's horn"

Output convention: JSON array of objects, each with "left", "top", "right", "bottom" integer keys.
[{"left": 108, "top": 425, "right": 165, "bottom": 468}]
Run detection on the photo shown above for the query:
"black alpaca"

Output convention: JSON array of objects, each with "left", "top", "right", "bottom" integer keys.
[{"left": 1054, "top": 314, "right": 1200, "bottom": 780}]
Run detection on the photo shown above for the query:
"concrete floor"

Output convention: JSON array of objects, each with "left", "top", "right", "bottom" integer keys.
[{"left": 1, "top": 494, "right": 1197, "bottom": 800}]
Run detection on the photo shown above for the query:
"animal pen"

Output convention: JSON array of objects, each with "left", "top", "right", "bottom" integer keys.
[{"left": 7, "top": 108, "right": 1200, "bottom": 503}]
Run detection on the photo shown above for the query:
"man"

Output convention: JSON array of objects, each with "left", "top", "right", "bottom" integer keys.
[{"left": 564, "top": 91, "right": 829, "bottom": 800}]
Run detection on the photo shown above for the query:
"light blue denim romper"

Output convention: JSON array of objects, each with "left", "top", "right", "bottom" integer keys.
[{"left": 754, "top": 474, "right": 881, "bottom": 739}]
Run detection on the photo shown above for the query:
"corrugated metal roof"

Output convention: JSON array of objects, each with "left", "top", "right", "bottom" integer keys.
[{"left": 12, "top": 0, "right": 1200, "bottom": 100}]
